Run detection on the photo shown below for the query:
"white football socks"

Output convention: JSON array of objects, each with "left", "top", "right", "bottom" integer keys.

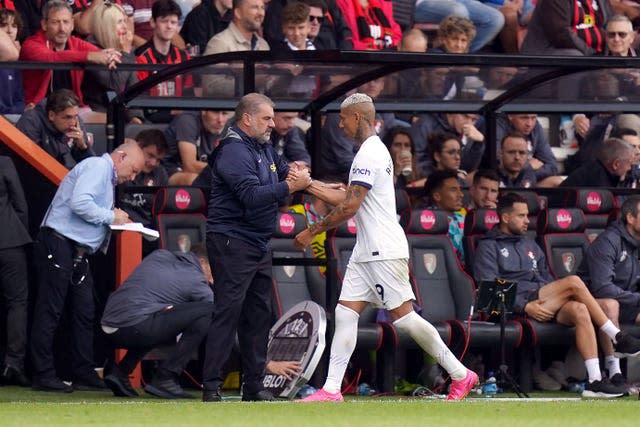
[
  {"left": 605, "top": 355, "right": 622, "bottom": 377},
  {"left": 585, "top": 358, "right": 602, "bottom": 383},
  {"left": 600, "top": 320, "right": 621, "bottom": 342},
  {"left": 393, "top": 311, "right": 467, "bottom": 380},
  {"left": 323, "top": 304, "right": 359, "bottom": 394}
]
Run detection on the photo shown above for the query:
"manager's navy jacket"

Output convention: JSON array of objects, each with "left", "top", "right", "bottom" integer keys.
[{"left": 207, "top": 126, "right": 290, "bottom": 251}]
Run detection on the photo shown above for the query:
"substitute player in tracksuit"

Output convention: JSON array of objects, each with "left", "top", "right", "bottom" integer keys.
[
  {"left": 474, "top": 192, "right": 640, "bottom": 398},
  {"left": 579, "top": 195, "right": 640, "bottom": 388}
]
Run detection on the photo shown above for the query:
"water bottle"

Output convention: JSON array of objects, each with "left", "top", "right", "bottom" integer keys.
[
  {"left": 482, "top": 372, "right": 498, "bottom": 398},
  {"left": 357, "top": 382, "right": 371, "bottom": 396},
  {"left": 559, "top": 115, "right": 577, "bottom": 148},
  {"left": 296, "top": 384, "right": 317, "bottom": 398}
]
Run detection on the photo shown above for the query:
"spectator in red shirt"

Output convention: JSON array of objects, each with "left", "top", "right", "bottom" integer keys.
[
  {"left": 19, "top": 0, "right": 121, "bottom": 109},
  {"left": 135, "top": 0, "right": 192, "bottom": 123}
]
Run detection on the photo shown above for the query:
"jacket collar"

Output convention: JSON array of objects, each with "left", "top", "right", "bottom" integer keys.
[
  {"left": 612, "top": 220, "right": 640, "bottom": 248},
  {"left": 483, "top": 226, "right": 524, "bottom": 242}
]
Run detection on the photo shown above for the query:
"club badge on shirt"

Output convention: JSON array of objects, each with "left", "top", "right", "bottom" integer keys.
[
  {"left": 620, "top": 250, "right": 628, "bottom": 263},
  {"left": 527, "top": 250, "right": 538, "bottom": 270}
]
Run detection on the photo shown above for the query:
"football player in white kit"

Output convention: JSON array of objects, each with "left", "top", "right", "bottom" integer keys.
[{"left": 294, "top": 93, "right": 478, "bottom": 401}]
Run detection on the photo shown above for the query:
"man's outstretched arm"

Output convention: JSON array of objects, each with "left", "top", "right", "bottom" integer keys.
[
  {"left": 294, "top": 183, "right": 367, "bottom": 250},
  {"left": 305, "top": 180, "right": 347, "bottom": 206}
]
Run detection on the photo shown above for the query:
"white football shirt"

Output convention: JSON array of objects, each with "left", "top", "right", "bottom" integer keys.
[{"left": 348, "top": 135, "right": 409, "bottom": 262}]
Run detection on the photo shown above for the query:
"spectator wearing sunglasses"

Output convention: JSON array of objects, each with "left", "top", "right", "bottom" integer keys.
[
  {"left": 603, "top": 14, "right": 636, "bottom": 57},
  {"left": 572, "top": 15, "right": 638, "bottom": 147}
]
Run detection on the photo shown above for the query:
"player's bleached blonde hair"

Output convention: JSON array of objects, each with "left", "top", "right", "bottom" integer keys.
[{"left": 340, "top": 93, "right": 373, "bottom": 109}]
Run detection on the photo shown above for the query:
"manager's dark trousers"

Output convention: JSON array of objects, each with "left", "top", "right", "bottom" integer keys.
[
  {"left": 106, "top": 301, "right": 214, "bottom": 375},
  {"left": 0, "top": 245, "right": 28, "bottom": 371},
  {"left": 203, "top": 233, "right": 272, "bottom": 394},
  {"left": 31, "top": 229, "right": 96, "bottom": 380}
]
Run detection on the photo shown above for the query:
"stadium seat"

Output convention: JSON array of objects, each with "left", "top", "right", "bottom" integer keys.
[
  {"left": 141, "top": 187, "right": 207, "bottom": 362},
  {"left": 403, "top": 209, "right": 468, "bottom": 344},
  {"left": 383, "top": 209, "right": 522, "bottom": 390},
  {"left": 516, "top": 208, "right": 587, "bottom": 392},
  {"left": 463, "top": 208, "right": 500, "bottom": 275},
  {"left": 560, "top": 194, "right": 640, "bottom": 343},
  {"left": 125, "top": 123, "right": 169, "bottom": 139},
  {"left": 564, "top": 188, "right": 617, "bottom": 242},
  {"left": 152, "top": 187, "right": 207, "bottom": 252},
  {"left": 517, "top": 315, "right": 576, "bottom": 392},
  {"left": 270, "top": 212, "right": 325, "bottom": 316},
  {"left": 84, "top": 123, "right": 108, "bottom": 155},
  {"left": 395, "top": 188, "right": 412, "bottom": 228},
  {"left": 537, "top": 208, "right": 588, "bottom": 279}
]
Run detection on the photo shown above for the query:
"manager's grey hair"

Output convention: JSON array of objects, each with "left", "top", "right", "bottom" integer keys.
[
  {"left": 235, "top": 93, "right": 274, "bottom": 118},
  {"left": 598, "top": 137, "right": 635, "bottom": 166}
]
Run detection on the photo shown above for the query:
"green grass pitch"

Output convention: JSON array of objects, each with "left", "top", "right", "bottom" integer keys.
[{"left": 1, "top": 387, "right": 638, "bottom": 427}]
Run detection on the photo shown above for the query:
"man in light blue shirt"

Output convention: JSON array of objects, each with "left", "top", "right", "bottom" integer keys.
[{"left": 31, "top": 142, "right": 144, "bottom": 393}]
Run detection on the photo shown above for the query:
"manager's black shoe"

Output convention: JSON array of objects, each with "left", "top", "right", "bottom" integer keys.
[
  {"left": 32, "top": 376, "right": 73, "bottom": 393},
  {"left": 74, "top": 372, "right": 109, "bottom": 391},
  {"left": 1, "top": 365, "right": 30, "bottom": 387},
  {"left": 104, "top": 372, "right": 138, "bottom": 397},
  {"left": 614, "top": 332, "right": 640, "bottom": 357},
  {"left": 145, "top": 375, "right": 194, "bottom": 400},
  {"left": 202, "top": 389, "right": 222, "bottom": 402},
  {"left": 242, "top": 390, "right": 275, "bottom": 402}
]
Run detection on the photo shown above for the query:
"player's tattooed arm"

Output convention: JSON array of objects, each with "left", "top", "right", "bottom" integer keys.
[
  {"left": 305, "top": 180, "right": 347, "bottom": 206},
  {"left": 307, "top": 184, "right": 368, "bottom": 235}
]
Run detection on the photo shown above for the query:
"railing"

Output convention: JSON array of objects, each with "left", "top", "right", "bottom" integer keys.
[{"left": 102, "top": 50, "right": 640, "bottom": 168}]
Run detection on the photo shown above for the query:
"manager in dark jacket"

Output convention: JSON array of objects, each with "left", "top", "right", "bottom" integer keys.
[
  {"left": 474, "top": 192, "right": 640, "bottom": 398},
  {"left": 202, "top": 93, "right": 310, "bottom": 403},
  {"left": 579, "top": 195, "right": 640, "bottom": 385},
  {"left": 16, "top": 89, "right": 95, "bottom": 170},
  {"left": 0, "top": 156, "right": 31, "bottom": 387},
  {"left": 561, "top": 137, "right": 635, "bottom": 188},
  {"left": 101, "top": 246, "right": 214, "bottom": 399}
]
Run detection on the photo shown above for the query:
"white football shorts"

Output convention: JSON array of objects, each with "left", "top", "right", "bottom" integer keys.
[{"left": 340, "top": 258, "right": 415, "bottom": 310}]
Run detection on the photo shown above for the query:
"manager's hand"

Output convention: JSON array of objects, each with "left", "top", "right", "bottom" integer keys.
[{"left": 286, "top": 168, "right": 312, "bottom": 193}]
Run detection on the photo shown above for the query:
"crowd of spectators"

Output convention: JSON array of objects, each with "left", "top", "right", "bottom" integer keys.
[
  {"left": 5, "top": 0, "right": 640, "bottom": 395},
  {"left": 2, "top": 0, "right": 640, "bottom": 191}
]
